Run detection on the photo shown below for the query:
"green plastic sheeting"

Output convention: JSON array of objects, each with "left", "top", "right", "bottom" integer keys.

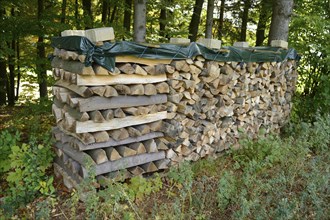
[{"left": 51, "top": 36, "right": 299, "bottom": 72}]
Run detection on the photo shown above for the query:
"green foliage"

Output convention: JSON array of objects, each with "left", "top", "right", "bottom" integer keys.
[
  {"left": 126, "top": 174, "right": 163, "bottom": 201},
  {"left": 290, "top": 0, "right": 330, "bottom": 119},
  {"left": 0, "top": 130, "right": 20, "bottom": 174},
  {"left": 3, "top": 142, "right": 54, "bottom": 209},
  {"left": 0, "top": 101, "right": 55, "bottom": 218}
]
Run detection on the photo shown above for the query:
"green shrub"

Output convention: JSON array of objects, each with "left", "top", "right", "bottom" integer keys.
[{"left": 0, "top": 134, "right": 54, "bottom": 216}]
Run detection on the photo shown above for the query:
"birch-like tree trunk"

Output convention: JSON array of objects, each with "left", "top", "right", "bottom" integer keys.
[
  {"left": 133, "top": 0, "right": 147, "bottom": 43},
  {"left": 268, "top": 0, "right": 294, "bottom": 44}
]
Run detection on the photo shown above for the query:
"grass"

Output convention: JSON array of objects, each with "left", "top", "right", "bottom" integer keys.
[{"left": 0, "top": 102, "right": 329, "bottom": 219}]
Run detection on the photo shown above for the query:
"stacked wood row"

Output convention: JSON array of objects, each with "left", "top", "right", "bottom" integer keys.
[
  {"left": 164, "top": 57, "right": 297, "bottom": 165},
  {"left": 51, "top": 48, "right": 172, "bottom": 187},
  {"left": 51, "top": 42, "right": 298, "bottom": 187}
]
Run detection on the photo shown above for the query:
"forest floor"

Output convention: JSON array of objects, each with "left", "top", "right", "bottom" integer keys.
[{"left": 0, "top": 103, "right": 329, "bottom": 219}]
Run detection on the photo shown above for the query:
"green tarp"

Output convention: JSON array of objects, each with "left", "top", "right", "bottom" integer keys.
[{"left": 51, "top": 36, "right": 299, "bottom": 72}]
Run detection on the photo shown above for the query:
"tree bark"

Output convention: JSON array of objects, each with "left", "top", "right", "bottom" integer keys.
[
  {"left": 15, "top": 39, "right": 20, "bottom": 101},
  {"left": 189, "top": 0, "right": 204, "bottom": 42},
  {"left": 82, "top": 0, "right": 93, "bottom": 29},
  {"left": 268, "top": 0, "right": 294, "bottom": 44},
  {"left": 255, "top": 0, "right": 272, "bottom": 46},
  {"left": 109, "top": 5, "right": 117, "bottom": 24},
  {"left": 133, "top": 0, "right": 147, "bottom": 43},
  {"left": 159, "top": 5, "right": 167, "bottom": 38},
  {"left": 124, "top": 0, "right": 132, "bottom": 32},
  {"left": 217, "top": 0, "right": 225, "bottom": 40},
  {"left": 102, "top": 0, "right": 108, "bottom": 24},
  {"left": 0, "top": 58, "right": 7, "bottom": 105},
  {"left": 37, "top": 0, "right": 48, "bottom": 99},
  {"left": 75, "top": 0, "right": 80, "bottom": 29},
  {"left": 61, "top": 0, "right": 67, "bottom": 24},
  {"left": 205, "top": 0, "right": 215, "bottom": 38},
  {"left": 240, "top": 0, "right": 251, "bottom": 41},
  {"left": 8, "top": 40, "right": 15, "bottom": 106}
]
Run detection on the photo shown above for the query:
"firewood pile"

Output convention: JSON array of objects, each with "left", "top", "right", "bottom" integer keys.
[
  {"left": 51, "top": 29, "right": 298, "bottom": 188},
  {"left": 164, "top": 58, "right": 297, "bottom": 164}
]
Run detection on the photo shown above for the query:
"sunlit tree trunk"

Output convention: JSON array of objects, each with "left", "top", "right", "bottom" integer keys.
[
  {"left": 205, "top": 0, "right": 214, "bottom": 38},
  {"left": 217, "top": 0, "right": 225, "bottom": 40},
  {"left": 15, "top": 39, "right": 20, "bottom": 101},
  {"left": 255, "top": 0, "right": 271, "bottom": 46},
  {"left": 134, "top": 0, "right": 147, "bottom": 43},
  {"left": 240, "top": 0, "right": 251, "bottom": 41},
  {"left": 189, "top": 0, "right": 204, "bottom": 42},
  {"left": 268, "top": 0, "right": 294, "bottom": 44}
]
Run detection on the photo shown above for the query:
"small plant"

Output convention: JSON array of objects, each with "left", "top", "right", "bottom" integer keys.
[{"left": 1, "top": 137, "right": 54, "bottom": 216}]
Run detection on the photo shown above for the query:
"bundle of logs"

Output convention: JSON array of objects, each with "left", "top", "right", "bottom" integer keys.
[{"left": 51, "top": 35, "right": 297, "bottom": 188}]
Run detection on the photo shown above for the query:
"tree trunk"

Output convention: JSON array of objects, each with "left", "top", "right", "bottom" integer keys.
[
  {"left": 102, "top": 0, "right": 108, "bottom": 24},
  {"left": 109, "top": 5, "right": 117, "bottom": 24},
  {"left": 268, "top": 0, "right": 294, "bottom": 44},
  {"left": 61, "top": 0, "right": 67, "bottom": 24},
  {"left": 37, "top": 0, "right": 48, "bottom": 99},
  {"left": 240, "top": 0, "right": 251, "bottom": 41},
  {"left": 124, "top": 0, "right": 132, "bottom": 32},
  {"left": 7, "top": 40, "right": 15, "bottom": 106},
  {"left": 189, "top": 0, "right": 204, "bottom": 42},
  {"left": 0, "top": 58, "right": 7, "bottom": 105},
  {"left": 15, "top": 39, "right": 20, "bottom": 101},
  {"left": 205, "top": 0, "right": 215, "bottom": 38},
  {"left": 217, "top": 0, "right": 225, "bottom": 40},
  {"left": 75, "top": 0, "right": 80, "bottom": 29},
  {"left": 0, "top": 7, "right": 7, "bottom": 105},
  {"left": 255, "top": 0, "right": 272, "bottom": 46},
  {"left": 159, "top": 5, "right": 167, "bottom": 38},
  {"left": 82, "top": 0, "right": 93, "bottom": 29},
  {"left": 133, "top": 0, "right": 147, "bottom": 43}
]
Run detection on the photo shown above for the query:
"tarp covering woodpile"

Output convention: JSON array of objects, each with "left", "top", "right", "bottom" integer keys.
[{"left": 51, "top": 34, "right": 298, "bottom": 188}]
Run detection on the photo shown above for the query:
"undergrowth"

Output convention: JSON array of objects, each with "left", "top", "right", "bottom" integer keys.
[{"left": 0, "top": 101, "right": 329, "bottom": 219}]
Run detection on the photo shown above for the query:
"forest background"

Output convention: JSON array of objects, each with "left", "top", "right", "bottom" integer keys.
[{"left": 0, "top": 0, "right": 329, "bottom": 219}]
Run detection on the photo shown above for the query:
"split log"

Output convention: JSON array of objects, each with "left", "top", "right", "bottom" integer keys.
[
  {"left": 143, "top": 139, "right": 158, "bottom": 153},
  {"left": 55, "top": 80, "right": 93, "bottom": 97},
  {"left": 88, "top": 149, "right": 108, "bottom": 164},
  {"left": 129, "top": 142, "right": 146, "bottom": 154},
  {"left": 105, "top": 147, "right": 122, "bottom": 161},
  {"left": 141, "top": 162, "right": 158, "bottom": 173},
  {"left": 108, "top": 128, "right": 130, "bottom": 141},
  {"left": 75, "top": 112, "right": 167, "bottom": 133},
  {"left": 76, "top": 74, "right": 167, "bottom": 86},
  {"left": 72, "top": 94, "right": 167, "bottom": 112},
  {"left": 51, "top": 57, "right": 95, "bottom": 75}
]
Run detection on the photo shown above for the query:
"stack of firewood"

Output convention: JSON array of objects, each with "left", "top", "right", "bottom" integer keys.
[
  {"left": 51, "top": 32, "right": 298, "bottom": 187},
  {"left": 52, "top": 32, "right": 174, "bottom": 187},
  {"left": 164, "top": 57, "right": 297, "bottom": 164}
]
